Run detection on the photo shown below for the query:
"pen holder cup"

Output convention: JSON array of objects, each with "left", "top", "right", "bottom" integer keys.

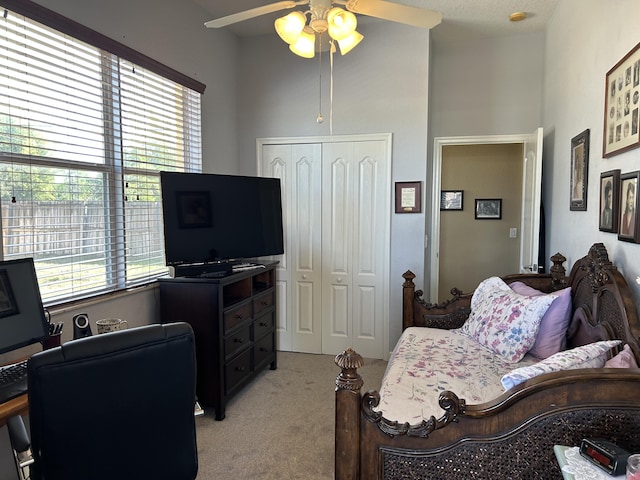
[{"left": 41, "top": 333, "right": 61, "bottom": 350}]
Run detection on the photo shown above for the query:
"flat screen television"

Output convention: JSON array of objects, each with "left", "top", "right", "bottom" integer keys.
[
  {"left": 160, "top": 172, "right": 284, "bottom": 273},
  {"left": 0, "top": 257, "right": 50, "bottom": 355}
]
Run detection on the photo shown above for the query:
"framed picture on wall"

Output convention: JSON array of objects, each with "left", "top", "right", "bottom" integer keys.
[
  {"left": 440, "top": 190, "right": 463, "bottom": 211},
  {"left": 395, "top": 182, "right": 422, "bottom": 213},
  {"left": 618, "top": 171, "right": 639, "bottom": 243},
  {"left": 570, "top": 129, "right": 589, "bottom": 211},
  {"left": 475, "top": 199, "right": 502, "bottom": 219},
  {"left": 603, "top": 41, "right": 640, "bottom": 158},
  {"left": 599, "top": 170, "right": 620, "bottom": 232}
]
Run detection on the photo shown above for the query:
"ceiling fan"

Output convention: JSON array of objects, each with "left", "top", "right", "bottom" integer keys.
[{"left": 205, "top": 0, "right": 443, "bottom": 58}]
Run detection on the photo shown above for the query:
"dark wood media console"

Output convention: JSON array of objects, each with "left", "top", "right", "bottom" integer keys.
[{"left": 158, "top": 261, "right": 278, "bottom": 420}]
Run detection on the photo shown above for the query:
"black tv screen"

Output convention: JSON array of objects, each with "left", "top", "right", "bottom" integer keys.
[
  {"left": 0, "top": 258, "right": 50, "bottom": 355},
  {"left": 160, "top": 172, "right": 284, "bottom": 266}
]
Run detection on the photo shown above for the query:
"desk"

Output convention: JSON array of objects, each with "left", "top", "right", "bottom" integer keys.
[{"left": 0, "top": 394, "right": 28, "bottom": 427}]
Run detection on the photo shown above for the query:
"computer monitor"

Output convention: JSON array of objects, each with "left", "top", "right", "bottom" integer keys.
[{"left": 0, "top": 258, "right": 50, "bottom": 355}]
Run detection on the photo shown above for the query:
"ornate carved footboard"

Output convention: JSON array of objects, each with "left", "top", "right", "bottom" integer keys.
[{"left": 335, "top": 243, "right": 640, "bottom": 479}]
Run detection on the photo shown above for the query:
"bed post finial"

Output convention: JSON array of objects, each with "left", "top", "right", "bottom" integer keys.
[
  {"left": 403, "top": 270, "right": 417, "bottom": 330},
  {"left": 335, "top": 348, "right": 364, "bottom": 393},
  {"left": 335, "top": 348, "right": 364, "bottom": 480},
  {"left": 549, "top": 251, "right": 567, "bottom": 290}
]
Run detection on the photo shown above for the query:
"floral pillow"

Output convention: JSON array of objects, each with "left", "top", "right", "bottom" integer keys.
[
  {"left": 501, "top": 340, "right": 622, "bottom": 389},
  {"left": 457, "top": 276, "right": 557, "bottom": 363},
  {"left": 509, "top": 282, "right": 572, "bottom": 359}
]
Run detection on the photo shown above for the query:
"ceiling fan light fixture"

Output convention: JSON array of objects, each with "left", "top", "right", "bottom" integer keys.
[
  {"left": 275, "top": 11, "right": 306, "bottom": 44},
  {"left": 289, "top": 26, "right": 316, "bottom": 58},
  {"left": 327, "top": 7, "right": 357, "bottom": 41},
  {"left": 337, "top": 30, "right": 363, "bottom": 55},
  {"left": 310, "top": 17, "right": 328, "bottom": 34}
]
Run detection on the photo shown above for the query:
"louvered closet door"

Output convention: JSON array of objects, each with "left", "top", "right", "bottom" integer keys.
[
  {"left": 261, "top": 143, "right": 323, "bottom": 353},
  {"left": 321, "top": 140, "right": 389, "bottom": 358}
]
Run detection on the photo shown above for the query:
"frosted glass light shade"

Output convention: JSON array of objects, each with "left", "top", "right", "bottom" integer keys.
[
  {"left": 327, "top": 8, "right": 357, "bottom": 41},
  {"left": 289, "top": 27, "right": 316, "bottom": 58},
  {"left": 337, "top": 30, "right": 363, "bottom": 55},
  {"left": 275, "top": 11, "right": 306, "bottom": 45}
]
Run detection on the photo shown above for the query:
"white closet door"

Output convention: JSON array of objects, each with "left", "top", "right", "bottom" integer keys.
[
  {"left": 321, "top": 140, "right": 389, "bottom": 358},
  {"left": 261, "top": 143, "right": 323, "bottom": 353}
]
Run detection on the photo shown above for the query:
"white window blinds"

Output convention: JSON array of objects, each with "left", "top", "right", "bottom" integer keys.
[{"left": 0, "top": 6, "right": 202, "bottom": 304}]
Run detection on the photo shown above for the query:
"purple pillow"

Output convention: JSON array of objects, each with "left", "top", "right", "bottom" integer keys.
[{"left": 509, "top": 282, "right": 572, "bottom": 359}]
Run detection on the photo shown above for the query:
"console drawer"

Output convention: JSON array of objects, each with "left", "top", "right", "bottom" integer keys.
[
  {"left": 253, "top": 290, "right": 274, "bottom": 317},
  {"left": 225, "top": 349, "right": 251, "bottom": 394},
  {"left": 224, "top": 302, "right": 252, "bottom": 332},
  {"left": 253, "top": 311, "right": 274, "bottom": 340},
  {"left": 254, "top": 333, "right": 274, "bottom": 369},
  {"left": 224, "top": 324, "right": 251, "bottom": 359}
]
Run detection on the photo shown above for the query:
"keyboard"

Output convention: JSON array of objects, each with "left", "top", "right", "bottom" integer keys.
[{"left": 0, "top": 360, "right": 28, "bottom": 404}]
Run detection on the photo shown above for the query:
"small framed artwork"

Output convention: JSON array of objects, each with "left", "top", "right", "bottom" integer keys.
[
  {"left": 475, "top": 198, "right": 502, "bottom": 220},
  {"left": 618, "top": 171, "right": 639, "bottom": 243},
  {"left": 603, "top": 41, "right": 640, "bottom": 158},
  {"left": 176, "top": 191, "right": 212, "bottom": 228},
  {"left": 599, "top": 170, "right": 620, "bottom": 232},
  {"left": 440, "top": 190, "right": 463, "bottom": 211},
  {"left": 0, "top": 269, "right": 19, "bottom": 319},
  {"left": 395, "top": 181, "right": 422, "bottom": 213},
  {"left": 570, "top": 129, "right": 589, "bottom": 211}
]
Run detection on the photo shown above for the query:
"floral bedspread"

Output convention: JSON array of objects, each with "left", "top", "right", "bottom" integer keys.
[{"left": 374, "top": 327, "right": 539, "bottom": 424}]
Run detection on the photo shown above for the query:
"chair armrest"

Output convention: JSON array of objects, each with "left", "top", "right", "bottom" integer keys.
[{"left": 7, "top": 415, "right": 30, "bottom": 454}]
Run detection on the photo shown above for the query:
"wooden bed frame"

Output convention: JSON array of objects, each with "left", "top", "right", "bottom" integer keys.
[{"left": 334, "top": 243, "right": 640, "bottom": 479}]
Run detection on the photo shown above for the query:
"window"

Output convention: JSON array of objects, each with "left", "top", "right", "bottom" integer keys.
[{"left": 0, "top": 4, "right": 203, "bottom": 304}]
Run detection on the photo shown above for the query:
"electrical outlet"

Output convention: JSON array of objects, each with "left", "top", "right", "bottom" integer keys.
[{"left": 509, "top": 227, "right": 517, "bottom": 238}]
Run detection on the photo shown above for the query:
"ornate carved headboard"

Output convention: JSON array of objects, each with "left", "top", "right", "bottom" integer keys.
[{"left": 566, "top": 243, "right": 640, "bottom": 362}]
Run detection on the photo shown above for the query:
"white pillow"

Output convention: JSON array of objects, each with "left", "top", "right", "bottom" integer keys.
[
  {"left": 457, "top": 276, "right": 557, "bottom": 363},
  {"left": 501, "top": 340, "right": 622, "bottom": 389}
]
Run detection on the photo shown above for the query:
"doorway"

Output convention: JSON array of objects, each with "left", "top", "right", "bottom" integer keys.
[{"left": 430, "top": 129, "right": 543, "bottom": 302}]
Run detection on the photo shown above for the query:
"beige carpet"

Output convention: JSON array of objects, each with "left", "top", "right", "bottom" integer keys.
[{"left": 194, "top": 351, "right": 387, "bottom": 479}]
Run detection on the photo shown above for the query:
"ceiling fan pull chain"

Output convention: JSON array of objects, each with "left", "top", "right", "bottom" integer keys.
[
  {"left": 330, "top": 40, "right": 334, "bottom": 136},
  {"left": 317, "top": 37, "right": 324, "bottom": 124}
]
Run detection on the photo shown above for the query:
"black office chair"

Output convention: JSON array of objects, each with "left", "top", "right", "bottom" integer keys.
[{"left": 7, "top": 322, "right": 198, "bottom": 480}]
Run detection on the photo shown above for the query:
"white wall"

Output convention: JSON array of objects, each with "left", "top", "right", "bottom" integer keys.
[
  {"left": 236, "top": 21, "right": 431, "bottom": 347},
  {"left": 542, "top": 0, "right": 640, "bottom": 312},
  {"left": 430, "top": 32, "right": 545, "bottom": 138}
]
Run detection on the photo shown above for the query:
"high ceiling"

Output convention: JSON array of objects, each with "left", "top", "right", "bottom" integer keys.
[{"left": 191, "top": 0, "right": 560, "bottom": 44}]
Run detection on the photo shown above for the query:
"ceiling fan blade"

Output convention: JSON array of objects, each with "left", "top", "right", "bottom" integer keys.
[
  {"left": 205, "top": 1, "right": 309, "bottom": 28},
  {"left": 345, "top": 0, "right": 442, "bottom": 29}
]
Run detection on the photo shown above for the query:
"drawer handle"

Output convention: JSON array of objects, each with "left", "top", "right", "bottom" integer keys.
[
  {"left": 260, "top": 347, "right": 269, "bottom": 352},
  {"left": 235, "top": 366, "right": 245, "bottom": 372},
  {"left": 233, "top": 338, "right": 244, "bottom": 343},
  {"left": 259, "top": 322, "right": 268, "bottom": 327},
  {"left": 261, "top": 300, "right": 269, "bottom": 306},
  {"left": 235, "top": 313, "right": 243, "bottom": 319}
]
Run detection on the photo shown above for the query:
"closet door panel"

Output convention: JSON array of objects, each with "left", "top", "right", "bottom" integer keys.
[
  {"left": 291, "top": 150, "right": 322, "bottom": 353},
  {"left": 350, "top": 141, "right": 388, "bottom": 358},
  {"left": 261, "top": 143, "right": 322, "bottom": 353}
]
